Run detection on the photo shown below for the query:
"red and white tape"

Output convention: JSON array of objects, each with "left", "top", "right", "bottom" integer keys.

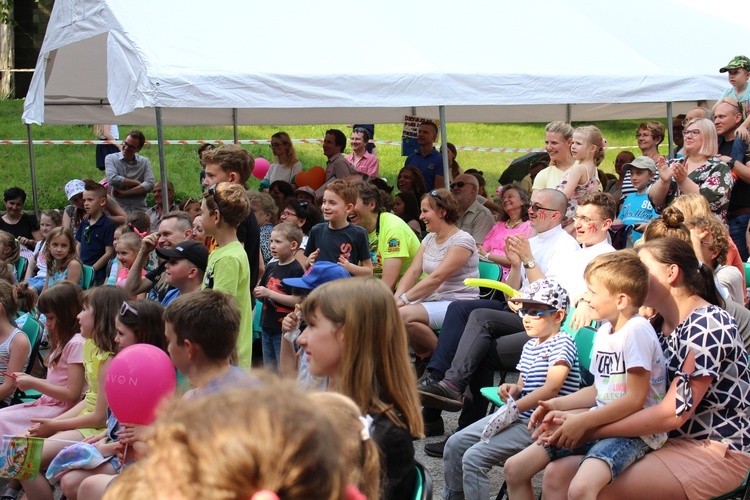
[{"left": 0, "top": 138, "right": 663, "bottom": 153}]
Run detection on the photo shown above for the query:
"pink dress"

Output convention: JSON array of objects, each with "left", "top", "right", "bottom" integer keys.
[
  {"left": 0, "top": 334, "right": 85, "bottom": 437},
  {"left": 557, "top": 167, "right": 600, "bottom": 222},
  {"left": 482, "top": 220, "right": 534, "bottom": 282}
]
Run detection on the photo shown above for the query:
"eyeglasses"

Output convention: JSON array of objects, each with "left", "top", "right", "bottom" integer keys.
[
  {"left": 572, "top": 215, "right": 605, "bottom": 224},
  {"left": 529, "top": 203, "right": 557, "bottom": 212},
  {"left": 683, "top": 129, "right": 701, "bottom": 137},
  {"left": 83, "top": 225, "right": 91, "bottom": 243},
  {"left": 517, "top": 308, "right": 558, "bottom": 319},
  {"left": 120, "top": 301, "right": 138, "bottom": 318},
  {"left": 270, "top": 141, "right": 286, "bottom": 147},
  {"left": 280, "top": 210, "right": 298, "bottom": 219},
  {"left": 450, "top": 181, "right": 467, "bottom": 189},
  {"left": 208, "top": 184, "right": 222, "bottom": 216},
  {"left": 121, "top": 141, "right": 139, "bottom": 150}
]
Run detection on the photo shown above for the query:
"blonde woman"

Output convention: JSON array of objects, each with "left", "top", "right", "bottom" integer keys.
[{"left": 264, "top": 132, "right": 303, "bottom": 186}]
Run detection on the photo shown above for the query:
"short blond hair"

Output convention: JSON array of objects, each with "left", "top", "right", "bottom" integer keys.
[
  {"left": 203, "top": 182, "right": 251, "bottom": 227},
  {"left": 584, "top": 250, "right": 648, "bottom": 308},
  {"left": 106, "top": 382, "right": 348, "bottom": 499}
]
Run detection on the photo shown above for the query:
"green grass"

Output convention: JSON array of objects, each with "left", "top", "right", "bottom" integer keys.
[{"left": 0, "top": 99, "right": 664, "bottom": 209}]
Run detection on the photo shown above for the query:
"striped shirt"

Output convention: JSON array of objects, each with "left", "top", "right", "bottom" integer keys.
[{"left": 516, "top": 331, "right": 580, "bottom": 419}]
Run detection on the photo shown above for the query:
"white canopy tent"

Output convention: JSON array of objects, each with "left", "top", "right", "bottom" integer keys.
[{"left": 21, "top": 0, "right": 749, "bottom": 213}]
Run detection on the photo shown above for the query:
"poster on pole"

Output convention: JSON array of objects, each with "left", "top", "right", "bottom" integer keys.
[{"left": 402, "top": 116, "right": 440, "bottom": 157}]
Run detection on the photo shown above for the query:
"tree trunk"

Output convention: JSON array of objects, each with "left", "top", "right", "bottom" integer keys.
[{"left": 0, "top": 9, "right": 14, "bottom": 99}]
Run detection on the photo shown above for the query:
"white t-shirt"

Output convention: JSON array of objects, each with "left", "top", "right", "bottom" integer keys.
[
  {"left": 525, "top": 225, "right": 580, "bottom": 287},
  {"left": 592, "top": 315, "right": 668, "bottom": 449}
]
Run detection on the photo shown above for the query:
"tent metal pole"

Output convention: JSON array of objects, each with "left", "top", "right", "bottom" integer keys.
[
  {"left": 155, "top": 107, "right": 169, "bottom": 216},
  {"left": 26, "top": 124, "right": 40, "bottom": 219},
  {"left": 566, "top": 104, "right": 572, "bottom": 123},
  {"left": 439, "top": 106, "right": 449, "bottom": 183},
  {"left": 232, "top": 108, "right": 238, "bottom": 144},
  {"left": 666, "top": 103, "right": 674, "bottom": 159}
]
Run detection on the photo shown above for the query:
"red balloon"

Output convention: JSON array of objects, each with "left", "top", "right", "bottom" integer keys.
[
  {"left": 295, "top": 166, "right": 326, "bottom": 191},
  {"left": 105, "top": 344, "right": 176, "bottom": 425},
  {"left": 252, "top": 158, "right": 271, "bottom": 180}
]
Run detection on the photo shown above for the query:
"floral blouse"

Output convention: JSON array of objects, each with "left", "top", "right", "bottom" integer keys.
[
  {"left": 651, "top": 157, "right": 734, "bottom": 221},
  {"left": 660, "top": 305, "right": 750, "bottom": 453}
]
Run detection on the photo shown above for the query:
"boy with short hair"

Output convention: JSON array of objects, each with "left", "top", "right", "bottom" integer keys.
[
  {"left": 75, "top": 180, "right": 115, "bottom": 285},
  {"left": 504, "top": 251, "right": 667, "bottom": 500},
  {"left": 616, "top": 156, "right": 658, "bottom": 244},
  {"left": 441, "top": 279, "right": 580, "bottom": 500},
  {"left": 253, "top": 222, "right": 305, "bottom": 371},
  {"left": 304, "top": 179, "right": 373, "bottom": 276},
  {"left": 200, "top": 182, "right": 253, "bottom": 369},
  {"left": 155, "top": 240, "right": 209, "bottom": 306},
  {"left": 163, "top": 289, "right": 254, "bottom": 398},
  {"left": 201, "top": 144, "right": 262, "bottom": 289}
]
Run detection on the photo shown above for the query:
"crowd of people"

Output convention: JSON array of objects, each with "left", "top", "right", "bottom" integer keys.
[{"left": 0, "top": 56, "right": 749, "bottom": 499}]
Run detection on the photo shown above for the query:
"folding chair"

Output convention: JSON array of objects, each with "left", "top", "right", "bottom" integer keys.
[
  {"left": 710, "top": 469, "right": 750, "bottom": 500},
  {"left": 413, "top": 461, "right": 433, "bottom": 500},
  {"left": 10, "top": 316, "right": 44, "bottom": 405},
  {"left": 14, "top": 256, "right": 28, "bottom": 282},
  {"left": 80, "top": 265, "right": 95, "bottom": 290}
]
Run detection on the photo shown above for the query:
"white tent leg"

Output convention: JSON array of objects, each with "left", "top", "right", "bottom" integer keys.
[
  {"left": 666, "top": 102, "right": 674, "bottom": 159},
  {"left": 155, "top": 107, "right": 169, "bottom": 215},
  {"left": 26, "top": 124, "right": 39, "bottom": 219},
  {"left": 439, "top": 106, "right": 449, "bottom": 183}
]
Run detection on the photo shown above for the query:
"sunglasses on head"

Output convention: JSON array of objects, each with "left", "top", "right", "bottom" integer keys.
[
  {"left": 207, "top": 184, "right": 222, "bottom": 215},
  {"left": 120, "top": 301, "right": 138, "bottom": 318}
]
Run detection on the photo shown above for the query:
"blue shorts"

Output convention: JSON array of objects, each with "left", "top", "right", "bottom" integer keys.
[{"left": 546, "top": 437, "right": 651, "bottom": 482}]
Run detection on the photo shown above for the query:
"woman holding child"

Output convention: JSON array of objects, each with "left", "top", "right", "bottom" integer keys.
[
  {"left": 395, "top": 189, "right": 479, "bottom": 361},
  {"left": 537, "top": 237, "right": 750, "bottom": 499}
]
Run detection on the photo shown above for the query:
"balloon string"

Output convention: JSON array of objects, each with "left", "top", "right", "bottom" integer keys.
[{"left": 123, "top": 442, "right": 129, "bottom": 462}]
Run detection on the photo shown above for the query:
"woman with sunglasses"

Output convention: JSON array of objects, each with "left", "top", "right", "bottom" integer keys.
[
  {"left": 648, "top": 118, "right": 734, "bottom": 221},
  {"left": 263, "top": 132, "right": 303, "bottom": 186},
  {"left": 394, "top": 189, "right": 479, "bottom": 363}
]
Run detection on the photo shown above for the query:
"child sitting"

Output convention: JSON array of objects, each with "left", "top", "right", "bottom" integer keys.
[
  {"left": 0, "top": 281, "right": 35, "bottom": 406},
  {"left": 25, "top": 209, "right": 62, "bottom": 292},
  {"left": 305, "top": 179, "right": 373, "bottom": 276},
  {"left": 163, "top": 289, "right": 255, "bottom": 397},
  {"left": 441, "top": 279, "right": 580, "bottom": 500},
  {"left": 114, "top": 232, "right": 146, "bottom": 297},
  {"left": 44, "top": 227, "right": 83, "bottom": 290},
  {"left": 253, "top": 222, "right": 304, "bottom": 371},
  {"left": 0, "top": 230, "right": 20, "bottom": 282},
  {"left": 504, "top": 251, "right": 667, "bottom": 500},
  {"left": 200, "top": 182, "right": 254, "bottom": 369},
  {"left": 615, "top": 156, "right": 658, "bottom": 244}
]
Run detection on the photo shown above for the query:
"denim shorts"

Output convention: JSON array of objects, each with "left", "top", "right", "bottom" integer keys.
[{"left": 546, "top": 437, "right": 651, "bottom": 482}]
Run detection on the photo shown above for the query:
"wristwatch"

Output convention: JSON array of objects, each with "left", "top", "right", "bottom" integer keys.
[{"left": 523, "top": 260, "right": 537, "bottom": 269}]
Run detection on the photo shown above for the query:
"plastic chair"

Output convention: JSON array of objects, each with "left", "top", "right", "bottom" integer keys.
[
  {"left": 14, "top": 256, "right": 28, "bottom": 282},
  {"left": 710, "top": 469, "right": 750, "bottom": 500},
  {"left": 744, "top": 262, "right": 750, "bottom": 288},
  {"left": 80, "top": 265, "right": 95, "bottom": 290},
  {"left": 413, "top": 461, "right": 433, "bottom": 500},
  {"left": 10, "top": 316, "right": 44, "bottom": 405},
  {"left": 478, "top": 260, "right": 501, "bottom": 281}
]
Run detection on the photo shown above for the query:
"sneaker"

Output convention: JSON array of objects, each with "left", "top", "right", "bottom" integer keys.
[
  {"left": 424, "top": 437, "right": 449, "bottom": 458},
  {"left": 423, "top": 416, "right": 445, "bottom": 437},
  {"left": 417, "top": 371, "right": 437, "bottom": 390},
  {"left": 419, "top": 381, "right": 464, "bottom": 412},
  {"left": 414, "top": 355, "right": 431, "bottom": 379}
]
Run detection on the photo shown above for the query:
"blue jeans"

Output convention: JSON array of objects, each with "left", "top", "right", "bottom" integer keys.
[
  {"left": 728, "top": 213, "right": 750, "bottom": 263},
  {"left": 25, "top": 275, "right": 45, "bottom": 293},
  {"left": 261, "top": 330, "right": 282, "bottom": 372},
  {"left": 547, "top": 437, "right": 651, "bottom": 481}
]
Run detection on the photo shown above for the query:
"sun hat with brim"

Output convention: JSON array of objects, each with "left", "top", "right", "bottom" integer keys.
[
  {"left": 283, "top": 261, "right": 350, "bottom": 291},
  {"left": 65, "top": 179, "right": 85, "bottom": 200},
  {"left": 513, "top": 279, "right": 570, "bottom": 314}
]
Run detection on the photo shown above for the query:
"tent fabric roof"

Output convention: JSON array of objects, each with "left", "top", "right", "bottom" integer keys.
[{"left": 22, "top": 0, "right": 748, "bottom": 126}]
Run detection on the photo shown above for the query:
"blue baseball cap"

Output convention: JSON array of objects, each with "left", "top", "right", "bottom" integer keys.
[{"left": 283, "top": 261, "right": 350, "bottom": 290}]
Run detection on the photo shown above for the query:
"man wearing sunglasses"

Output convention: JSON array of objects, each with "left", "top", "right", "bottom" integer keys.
[
  {"left": 104, "top": 129, "right": 156, "bottom": 214},
  {"left": 146, "top": 181, "right": 178, "bottom": 232},
  {"left": 451, "top": 174, "right": 493, "bottom": 246}
]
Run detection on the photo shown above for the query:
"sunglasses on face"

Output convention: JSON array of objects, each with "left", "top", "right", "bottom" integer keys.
[
  {"left": 450, "top": 181, "right": 467, "bottom": 189},
  {"left": 528, "top": 203, "right": 557, "bottom": 213},
  {"left": 517, "top": 308, "right": 557, "bottom": 319}
]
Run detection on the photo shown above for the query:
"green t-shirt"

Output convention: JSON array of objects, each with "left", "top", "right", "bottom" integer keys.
[
  {"left": 369, "top": 212, "right": 420, "bottom": 282},
  {"left": 202, "top": 241, "right": 252, "bottom": 369}
]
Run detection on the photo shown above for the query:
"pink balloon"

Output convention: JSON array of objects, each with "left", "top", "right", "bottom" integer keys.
[
  {"left": 105, "top": 344, "right": 176, "bottom": 425},
  {"left": 252, "top": 157, "right": 271, "bottom": 180}
]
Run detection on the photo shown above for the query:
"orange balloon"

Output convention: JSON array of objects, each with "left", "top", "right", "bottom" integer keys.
[{"left": 295, "top": 166, "right": 326, "bottom": 191}]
